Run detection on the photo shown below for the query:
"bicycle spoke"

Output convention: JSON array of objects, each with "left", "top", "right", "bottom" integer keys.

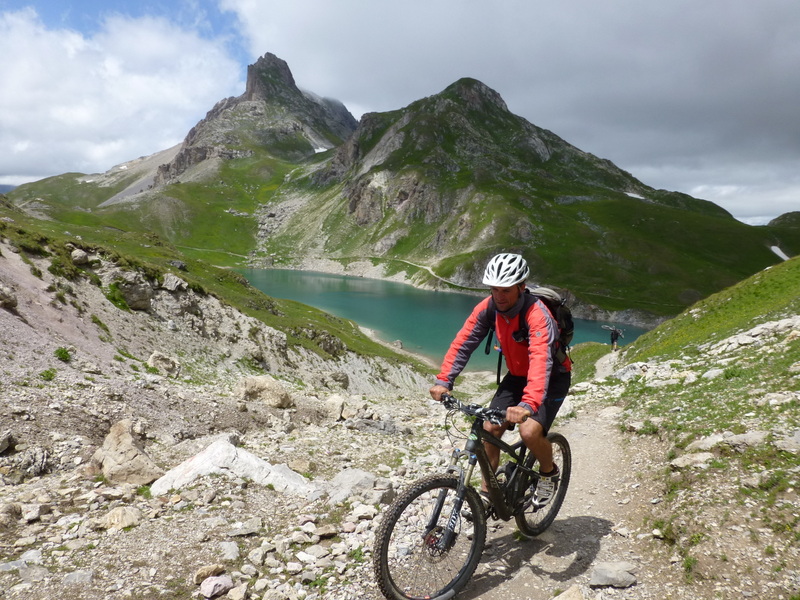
[{"left": 374, "top": 475, "right": 486, "bottom": 600}]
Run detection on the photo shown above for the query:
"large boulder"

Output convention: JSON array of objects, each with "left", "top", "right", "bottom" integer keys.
[
  {"left": 150, "top": 439, "right": 320, "bottom": 498},
  {"left": 147, "top": 351, "right": 181, "bottom": 377},
  {"left": 90, "top": 420, "right": 164, "bottom": 485},
  {"left": 0, "top": 283, "right": 17, "bottom": 309},
  {"left": 97, "top": 506, "right": 142, "bottom": 531},
  {"left": 235, "top": 375, "right": 294, "bottom": 408}
]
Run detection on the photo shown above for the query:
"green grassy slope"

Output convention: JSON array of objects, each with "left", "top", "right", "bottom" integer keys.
[
  {"left": 8, "top": 77, "right": 800, "bottom": 319},
  {"left": 0, "top": 196, "right": 423, "bottom": 369},
  {"left": 626, "top": 255, "right": 800, "bottom": 362},
  {"left": 567, "top": 254, "right": 800, "bottom": 586}
]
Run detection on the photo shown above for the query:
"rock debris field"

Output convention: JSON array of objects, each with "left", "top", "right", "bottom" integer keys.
[{"left": 1, "top": 237, "right": 799, "bottom": 600}]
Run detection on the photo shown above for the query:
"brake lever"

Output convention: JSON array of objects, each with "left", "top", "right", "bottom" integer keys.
[{"left": 487, "top": 409, "right": 507, "bottom": 426}]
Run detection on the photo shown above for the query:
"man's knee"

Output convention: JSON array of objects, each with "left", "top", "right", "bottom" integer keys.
[
  {"left": 483, "top": 422, "right": 507, "bottom": 437},
  {"left": 519, "top": 419, "right": 545, "bottom": 442}
]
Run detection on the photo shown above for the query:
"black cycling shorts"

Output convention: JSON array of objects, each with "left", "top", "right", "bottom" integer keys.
[{"left": 488, "top": 373, "right": 570, "bottom": 435}]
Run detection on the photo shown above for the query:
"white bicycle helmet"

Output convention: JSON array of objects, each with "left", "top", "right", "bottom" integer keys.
[{"left": 482, "top": 253, "right": 530, "bottom": 286}]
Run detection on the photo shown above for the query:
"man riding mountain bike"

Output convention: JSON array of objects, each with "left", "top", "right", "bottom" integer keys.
[{"left": 429, "top": 253, "right": 571, "bottom": 506}]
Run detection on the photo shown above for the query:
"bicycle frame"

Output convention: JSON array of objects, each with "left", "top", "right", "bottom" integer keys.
[
  {"left": 373, "top": 396, "right": 571, "bottom": 600},
  {"left": 444, "top": 416, "right": 534, "bottom": 521}
]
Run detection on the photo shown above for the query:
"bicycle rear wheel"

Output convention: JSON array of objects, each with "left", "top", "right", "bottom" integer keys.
[
  {"left": 373, "top": 473, "right": 487, "bottom": 600},
  {"left": 515, "top": 432, "right": 571, "bottom": 537}
]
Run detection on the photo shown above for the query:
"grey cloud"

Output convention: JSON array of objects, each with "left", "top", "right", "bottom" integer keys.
[{"left": 3, "top": 0, "right": 799, "bottom": 221}]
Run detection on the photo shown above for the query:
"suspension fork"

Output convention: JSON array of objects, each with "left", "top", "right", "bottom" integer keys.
[{"left": 423, "top": 447, "right": 479, "bottom": 550}]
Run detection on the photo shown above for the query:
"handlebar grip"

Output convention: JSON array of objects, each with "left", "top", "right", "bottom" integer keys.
[{"left": 439, "top": 392, "right": 458, "bottom": 409}]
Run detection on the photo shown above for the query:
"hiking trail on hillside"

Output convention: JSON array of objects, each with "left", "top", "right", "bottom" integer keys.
[{"left": 365, "top": 355, "right": 693, "bottom": 600}]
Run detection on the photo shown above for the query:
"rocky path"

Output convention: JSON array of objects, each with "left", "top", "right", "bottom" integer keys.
[
  {"left": 441, "top": 401, "right": 667, "bottom": 600},
  {"left": 364, "top": 356, "right": 685, "bottom": 600},
  {"left": 2, "top": 236, "right": 797, "bottom": 599}
]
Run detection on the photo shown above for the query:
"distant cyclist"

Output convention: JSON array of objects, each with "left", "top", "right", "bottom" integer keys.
[{"left": 429, "top": 253, "right": 571, "bottom": 506}]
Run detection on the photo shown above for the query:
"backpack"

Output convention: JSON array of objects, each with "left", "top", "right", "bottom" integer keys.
[{"left": 484, "top": 287, "right": 574, "bottom": 384}]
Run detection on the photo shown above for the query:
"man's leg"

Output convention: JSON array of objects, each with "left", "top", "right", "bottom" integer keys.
[
  {"left": 482, "top": 422, "right": 510, "bottom": 492},
  {"left": 519, "top": 418, "right": 559, "bottom": 504},
  {"left": 519, "top": 419, "right": 553, "bottom": 473},
  {"left": 482, "top": 375, "right": 526, "bottom": 492}
]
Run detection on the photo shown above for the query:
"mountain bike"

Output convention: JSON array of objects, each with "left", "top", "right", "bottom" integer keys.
[{"left": 373, "top": 393, "right": 571, "bottom": 600}]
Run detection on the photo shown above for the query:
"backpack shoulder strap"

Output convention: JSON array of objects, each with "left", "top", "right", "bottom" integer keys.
[
  {"left": 484, "top": 297, "right": 497, "bottom": 355},
  {"left": 481, "top": 297, "right": 503, "bottom": 383},
  {"left": 516, "top": 289, "right": 538, "bottom": 336}
]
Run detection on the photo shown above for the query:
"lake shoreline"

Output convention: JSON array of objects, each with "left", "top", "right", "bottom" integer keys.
[
  {"left": 357, "top": 324, "right": 439, "bottom": 369},
  {"left": 264, "top": 256, "right": 665, "bottom": 330},
  {"left": 291, "top": 256, "right": 484, "bottom": 296},
  {"left": 242, "top": 267, "right": 646, "bottom": 362}
]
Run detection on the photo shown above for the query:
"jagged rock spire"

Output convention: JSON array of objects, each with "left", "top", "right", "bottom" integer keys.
[
  {"left": 154, "top": 52, "right": 356, "bottom": 185},
  {"left": 244, "top": 53, "right": 298, "bottom": 102}
]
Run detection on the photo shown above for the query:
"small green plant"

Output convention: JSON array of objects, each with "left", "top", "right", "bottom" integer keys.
[
  {"left": 723, "top": 365, "right": 745, "bottom": 380},
  {"left": 104, "top": 282, "right": 130, "bottom": 311},
  {"left": 347, "top": 546, "right": 365, "bottom": 563},
  {"left": 54, "top": 347, "right": 72, "bottom": 362},
  {"left": 39, "top": 368, "right": 57, "bottom": 381},
  {"left": 116, "top": 348, "right": 138, "bottom": 360},
  {"left": 512, "top": 530, "right": 527, "bottom": 542},
  {"left": 638, "top": 420, "right": 659, "bottom": 435},
  {"left": 652, "top": 518, "right": 679, "bottom": 545},
  {"left": 683, "top": 555, "right": 698, "bottom": 582},
  {"left": 307, "top": 575, "right": 329, "bottom": 591},
  {"left": 91, "top": 314, "right": 110, "bottom": 334},
  {"left": 687, "top": 532, "right": 705, "bottom": 547},
  {"left": 136, "top": 485, "right": 152, "bottom": 499}
]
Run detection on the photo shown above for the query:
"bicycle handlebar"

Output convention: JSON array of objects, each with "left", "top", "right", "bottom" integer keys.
[{"left": 440, "top": 393, "right": 507, "bottom": 425}]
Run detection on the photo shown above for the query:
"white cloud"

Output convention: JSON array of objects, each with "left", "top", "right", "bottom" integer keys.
[{"left": 0, "top": 8, "right": 242, "bottom": 184}]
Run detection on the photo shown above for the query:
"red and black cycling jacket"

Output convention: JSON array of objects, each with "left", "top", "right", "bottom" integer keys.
[{"left": 435, "top": 294, "right": 569, "bottom": 414}]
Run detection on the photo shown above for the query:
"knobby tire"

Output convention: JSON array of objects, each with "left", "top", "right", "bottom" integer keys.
[
  {"left": 515, "top": 432, "right": 572, "bottom": 537},
  {"left": 373, "top": 474, "right": 487, "bottom": 600}
]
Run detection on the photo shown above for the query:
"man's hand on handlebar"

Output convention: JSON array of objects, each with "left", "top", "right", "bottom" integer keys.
[
  {"left": 505, "top": 405, "right": 533, "bottom": 424},
  {"left": 429, "top": 384, "right": 450, "bottom": 402}
]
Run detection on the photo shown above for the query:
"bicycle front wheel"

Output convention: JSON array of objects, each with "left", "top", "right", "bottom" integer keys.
[
  {"left": 373, "top": 473, "right": 487, "bottom": 600},
  {"left": 515, "top": 432, "right": 571, "bottom": 537}
]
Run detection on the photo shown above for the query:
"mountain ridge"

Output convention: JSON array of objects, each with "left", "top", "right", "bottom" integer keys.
[
  {"left": 154, "top": 53, "right": 357, "bottom": 186},
  {"left": 6, "top": 52, "right": 799, "bottom": 324}
]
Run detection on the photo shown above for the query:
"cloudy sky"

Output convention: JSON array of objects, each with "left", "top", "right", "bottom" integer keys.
[{"left": 2, "top": 1, "right": 799, "bottom": 224}]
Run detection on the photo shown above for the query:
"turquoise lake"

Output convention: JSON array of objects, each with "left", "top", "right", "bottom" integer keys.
[{"left": 241, "top": 269, "right": 647, "bottom": 370}]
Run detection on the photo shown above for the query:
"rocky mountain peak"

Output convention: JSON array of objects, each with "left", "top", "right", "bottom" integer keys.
[
  {"left": 244, "top": 52, "right": 299, "bottom": 103},
  {"left": 443, "top": 77, "right": 509, "bottom": 113},
  {"left": 153, "top": 52, "right": 356, "bottom": 185}
]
